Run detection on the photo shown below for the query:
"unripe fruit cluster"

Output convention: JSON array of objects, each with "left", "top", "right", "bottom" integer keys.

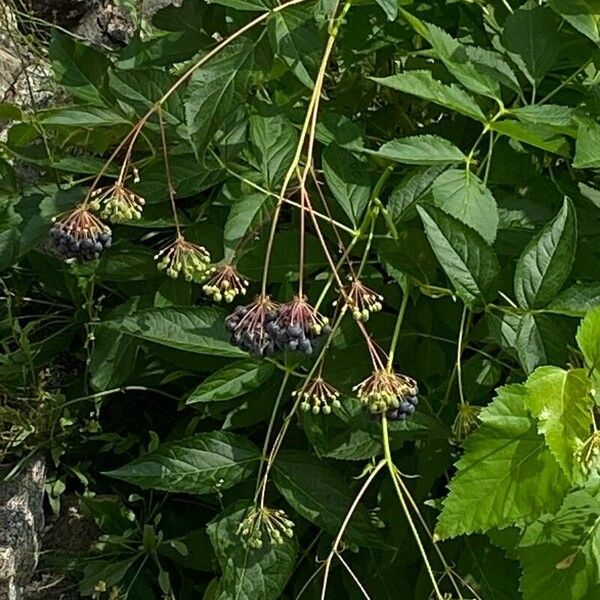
[
  {"left": 237, "top": 507, "right": 295, "bottom": 549},
  {"left": 154, "top": 237, "right": 213, "bottom": 282},
  {"left": 295, "top": 377, "right": 341, "bottom": 415}
]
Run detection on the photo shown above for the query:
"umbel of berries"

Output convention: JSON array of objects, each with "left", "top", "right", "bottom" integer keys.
[
  {"left": 344, "top": 279, "right": 383, "bottom": 322},
  {"left": 203, "top": 265, "right": 249, "bottom": 303},
  {"left": 49, "top": 206, "right": 112, "bottom": 261},
  {"left": 295, "top": 376, "right": 341, "bottom": 415},
  {"left": 269, "top": 296, "right": 332, "bottom": 355},
  {"left": 237, "top": 506, "right": 295, "bottom": 549},
  {"left": 226, "top": 295, "right": 279, "bottom": 357},
  {"left": 154, "top": 235, "right": 213, "bottom": 282},
  {"left": 354, "top": 368, "right": 419, "bottom": 420},
  {"left": 90, "top": 182, "right": 146, "bottom": 223}
]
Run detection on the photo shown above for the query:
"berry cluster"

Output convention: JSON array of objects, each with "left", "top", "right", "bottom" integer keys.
[
  {"left": 50, "top": 207, "right": 112, "bottom": 261},
  {"left": 226, "top": 296, "right": 279, "bottom": 357},
  {"left": 342, "top": 280, "right": 383, "bottom": 322},
  {"left": 203, "top": 265, "right": 248, "bottom": 303},
  {"left": 237, "top": 506, "right": 295, "bottom": 549},
  {"left": 451, "top": 402, "right": 481, "bottom": 442},
  {"left": 577, "top": 431, "right": 600, "bottom": 475},
  {"left": 90, "top": 182, "right": 146, "bottom": 223},
  {"left": 354, "top": 369, "right": 419, "bottom": 418},
  {"left": 154, "top": 236, "right": 213, "bottom": 282},
  {"left": 385, "top": 392, "right": 419, "bottom": 421},
  {"left": 295, "top": 377, "right": 341, "bottom": 415},
  {"left": 268, "top": 297, "right": 331, "bottom": 356},
  {"left": 226, "top": 296, "right": 331, "bottom": 358}
]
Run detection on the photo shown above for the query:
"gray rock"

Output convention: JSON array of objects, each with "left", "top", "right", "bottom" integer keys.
[
  {"left": 143, "top": 0, "right": 184, "bottom": 18},
  {"left": 0, "top": 459, "right": 46, "bottom": 600}
]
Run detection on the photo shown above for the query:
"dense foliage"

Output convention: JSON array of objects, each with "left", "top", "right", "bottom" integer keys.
[{"left": 2, "top": 0, "right": 600, "bottom": 598}]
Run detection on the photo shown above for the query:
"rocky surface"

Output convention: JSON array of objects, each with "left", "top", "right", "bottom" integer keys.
[{"left": 0, "top": 459, "right": 46, "bottom": 600}]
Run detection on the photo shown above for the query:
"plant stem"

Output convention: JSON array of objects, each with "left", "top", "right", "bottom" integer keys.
[
  {"left": 255, "top": 372, "right": 290, "bottom": 505},
  {"left": 261, "top": 18, "right": 341, "bottom": 296},
  {"left": 381, "top": 415, "right": 444, "bottom": 600},
  {"left": 158, "top": 107, "right": 181, "bottom": 236},
  {"left": 320, "top": 460, "right": 386, "bottom": 600},
  {"left": 386, "top": 283, "right": 411, "bottom": 371},
  {"left": 84, "top": 0, "right": 314, "bottom": 203},
  {"left": 456, "top": 306, "right": 472, "bottom": 407}
]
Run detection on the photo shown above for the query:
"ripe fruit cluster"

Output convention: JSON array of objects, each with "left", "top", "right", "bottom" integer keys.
[
  {"left": 49, "top": 207, "right": 112, "bottom": 261},
  {"left": 354, "top": 369, "right": 419, "bottom": 418},
  {"left": 385, "top": 392, "right": 419, "bottom": 421},
  {"left": 226, "top": 296, "right": 331, "bottom": 358}
]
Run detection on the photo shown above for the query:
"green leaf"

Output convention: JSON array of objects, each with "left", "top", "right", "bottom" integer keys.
[
  {"left": 524, "top": 367, "right": 592, "bottom": 483},
  {"left": 510, "top": 105, "right": 577, "bottom": 132},
  {"left": 372, "top": 71, "right": 485, "bottom": 122},
  {"left": 187, "top": 360, "right": 275, "bottom": 404},
  {"left": 211, "top": 0, "right": 274, "bottom": 11},
  {"left": 40, "top": 107, "right": 130, "bottom": 127},
  {"left": 104, "top": 306, "right": 246, "bottom": 357},
  {"left": 435, "top": 384, "right": 569, "bottom": 539},
  {"left": 579, "top": 182, "right": 600, "bottom": 208},
  {"left": 376, "top": 135, "right": 466, "bottom": 166},
  {"left": 514, "top": 198, "right": 577, "bottom": 309},
  {"left": 207, "top": 501, "right": 297, "bottom": 600},
  {"left": 183, "top": 38, "right": 254, "bottom": 157},
  {"left": 238, "top": 230, "right": 327, "bottom": 280},
  {"left": 223, "top": 192, "right": 276, "bottom": 261},
  {"left": 109, "top": 68, "right": 185, "bottom": 125},
  {"left": 577, "top": 306, "right": 600, "bottom": 379},
  {"left": 503, "top": 6, "right": 559, "bottom": 83},
  {"left": 519, "top": 482, "right": 600, "bottom": 600},
  {"left": 0, "top": 102, "right": 22, "bottom": 120},
  {"left": 549, "top": 0, "right": 600, "bottom": 43},
  {"left": 322, "top": 143, "right": 371, "bottom": 226},
  {"left": 302, "top": 400, "right": 436, "bottom": 461},
  {"left": 374, "top": 0, "right": 398, "bottom": 20},
  {"left": 273, "top": 450, "right": 387, "bottom": 548},
  {"left": 387, "top": 165, "right": 447, "bottom": 223},
  {"left": 417, "top": 204, "right": 500, "bottom": 306},
  {"left": 547, "top": 283, "right": 600, "bottom": 316},
  {"left": 105, "top": 431, "right": 261, "bottom": 494},
  {"left": 517, "top": 312, "right": 573, "bottom": 375},
  {"left": 269, "top": 8, "right": 322, "bottom": 88},
  {"left": 431, "top": 168, "right": 498, "bottom": 245},
  {"left": 247, "top": 113, "right": 298, "bottom": 190},
  {"left": 135, "top": 150, "right": 223, "bottom": 203},
  {"left": 80, "top": 558, "right": 137, "bottom": 596},
  {"left": 574, "top": 118, "right": 600, "bottom": 169},
  {"left": 490, "top": 120, "right": 571, "bottom": 156},
  {"left": 90, "top": 298, "right": 143, "bottom": 391},
  {"left": 399, "top": 12, "right": 520, "bottom": 99},
  {"left": 49, "top": 34, "right": 112, "bottom": 105}
]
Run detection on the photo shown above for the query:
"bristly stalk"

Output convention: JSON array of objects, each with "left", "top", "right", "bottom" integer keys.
[
  {"left": 82, "top": 0, "right": 315, "bottom": 208},
  {"left": 157, "top": 106, "right": 181, "bottom": 237},
  {"left": 382, "top": 414, "right": 444, "bottom": 600},
  {"left": 260, "top": 1, "right": 351, "bottom": 297}
]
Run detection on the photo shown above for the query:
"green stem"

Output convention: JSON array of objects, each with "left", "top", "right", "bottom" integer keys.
[
  {"left": 386, "top": 283, "right": 411, "bottom": 370},
  {"left": 255, "top": 372, "right": 291, "bottom": 504},
  {"left": 382, "top": 415, "right": 444, "bottom": 600}
]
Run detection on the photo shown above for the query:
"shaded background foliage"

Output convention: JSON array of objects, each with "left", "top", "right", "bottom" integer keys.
[{"left": 1, "top": 0, "right": 600, "bottom": 598}]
